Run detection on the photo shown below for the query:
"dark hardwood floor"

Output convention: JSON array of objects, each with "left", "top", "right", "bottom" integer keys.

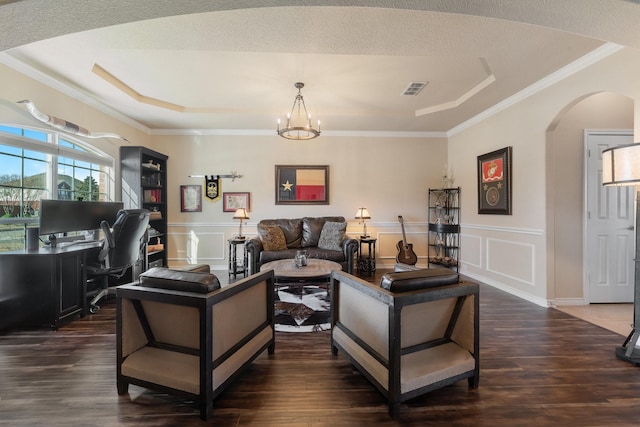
[{"left": 1, "top": 270, "right": 640, "bottom": 426}]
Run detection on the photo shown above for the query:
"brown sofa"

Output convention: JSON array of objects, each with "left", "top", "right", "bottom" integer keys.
[
  {"left": 245, "top": 216, "right": 358, "bottom": 274},
  {"left": 330, "top": 267, "right": 479, "bottom": 418}
]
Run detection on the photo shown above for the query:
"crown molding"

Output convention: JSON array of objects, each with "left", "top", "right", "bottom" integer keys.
[
  {"left": 447, "top": 42, "right": 624, "bottom": 137},
  {"left": 150, "top": 128, "right": 447, "bottom": 138},
  {"left": 0, "top": 52, "right": 151, "bottom": 134},
  {"left": 3, "top": 42, "right": 622, "bottom": 141},
  {"left": 0, "top": 52, "right": 446, "bottom": 139}
]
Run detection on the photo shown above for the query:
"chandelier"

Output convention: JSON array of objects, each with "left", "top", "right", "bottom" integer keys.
[{"left": 277, "top": 82, "right": 321, "bottom": 140}]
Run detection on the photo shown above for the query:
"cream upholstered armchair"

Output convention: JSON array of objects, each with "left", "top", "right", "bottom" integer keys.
[
  {"left": 330, "top": 268, "right": 479, "bottom": 418},
  {"left": 116, "top": 266, "right": 275, "bottom": 420}
]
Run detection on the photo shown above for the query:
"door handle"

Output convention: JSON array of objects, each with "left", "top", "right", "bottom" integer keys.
[{"left": 627, "top": 225, "right": 635, "bottom": 231}]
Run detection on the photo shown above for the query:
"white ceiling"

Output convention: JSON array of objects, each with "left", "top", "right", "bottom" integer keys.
[{"left": 1, "top": 1, "right": 637, "bottom": 136}]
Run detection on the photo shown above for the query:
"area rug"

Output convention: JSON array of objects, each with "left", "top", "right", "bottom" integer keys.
[{"left": 274, "top": 284, "right": 330, "bottom": 332}]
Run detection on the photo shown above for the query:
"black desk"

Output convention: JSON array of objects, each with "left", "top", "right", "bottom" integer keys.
[{"left": 0, "top": 241, "right": 101, "bottom": 331}]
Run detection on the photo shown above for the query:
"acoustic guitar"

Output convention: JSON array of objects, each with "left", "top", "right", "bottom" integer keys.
[{"left": 396, "top": 215, "right": 418, "bottom": 265}]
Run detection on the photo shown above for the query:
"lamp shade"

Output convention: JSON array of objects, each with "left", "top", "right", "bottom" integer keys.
[
  {"left": 602, "top": 141, "right": 640, "bottom": 366},
  {"left": 602, "top": 143, "right": 640, "bottom": 186},
  {"left": 233, "top": 208, "right": 249, "bottom": 220},
  {"left": 355, "top": 208, "right": 371, "bottom": 220}
]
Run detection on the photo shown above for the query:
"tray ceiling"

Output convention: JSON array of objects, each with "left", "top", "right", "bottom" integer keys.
[{"left": 1, "top": 1, "right": 634, "bottom": 135}]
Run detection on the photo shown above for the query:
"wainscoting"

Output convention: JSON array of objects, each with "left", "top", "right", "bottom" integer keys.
[
  {"left": 167, "top": 220, "right": 431, "bottom": 270},
  {"left": 167, "top": 220, "right": 552, "bottom": 309}
]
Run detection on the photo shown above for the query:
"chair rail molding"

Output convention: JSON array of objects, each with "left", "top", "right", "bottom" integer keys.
[{"left": 462, "top": 223, "right": 544, "bottom": 236}]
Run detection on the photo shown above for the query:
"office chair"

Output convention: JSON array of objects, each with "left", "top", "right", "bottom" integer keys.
[{"left": 86, "top": 209, "right": 150, "bottom": 313}]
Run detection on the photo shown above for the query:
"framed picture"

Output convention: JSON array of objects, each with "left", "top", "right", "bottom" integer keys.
[
  {"left": 223, "top": 192, "right": 250, "bottom": 212},
  {"left": 478, "top": 146, "right": 512, "bottom": 215},
  {"left": 180, "top": 185, "right": 202, "bottom": 212},
  {"left": 275, "top": 165, "right": 330, "bottom": 205}
]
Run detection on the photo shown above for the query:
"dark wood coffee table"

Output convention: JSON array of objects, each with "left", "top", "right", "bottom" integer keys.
[
  {"left": 260, "top": 259, "right": 342, "bottom": 331},
  {"left": 260, "top": 258, "right": 342, "bottom": 283}
]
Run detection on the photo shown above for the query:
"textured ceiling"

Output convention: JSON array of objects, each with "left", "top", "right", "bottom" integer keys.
[{"left": 0, "top": 1, "right": 636, "bottom": 135}]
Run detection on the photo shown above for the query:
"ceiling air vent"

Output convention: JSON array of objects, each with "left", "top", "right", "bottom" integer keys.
[{"left": 402, "top": 81, "right": 427, "bottom": 96}]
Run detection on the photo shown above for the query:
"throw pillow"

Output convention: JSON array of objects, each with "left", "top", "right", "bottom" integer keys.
[
  {"left": 317, "top": 221, "right": 346, "bottom": 251},
  {"left": 258, "top": 224, "right": 287, "bottom": 251}
]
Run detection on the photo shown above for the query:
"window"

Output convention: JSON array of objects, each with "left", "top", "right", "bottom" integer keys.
[
  {"left": 0, "top": 125, "right": 115, "bottom": 252},
  {"left": 58, "top": 138, "right": 111, "bottom": 201}
]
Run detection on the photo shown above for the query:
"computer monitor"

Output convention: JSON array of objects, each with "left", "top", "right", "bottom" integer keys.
[{"left": 39, "top": 199, "right": 124, "bottom": 238}]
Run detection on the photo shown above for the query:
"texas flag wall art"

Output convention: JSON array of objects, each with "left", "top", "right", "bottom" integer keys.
[{"left": 276, "top": 165, "right": 329, "bottom": 205}]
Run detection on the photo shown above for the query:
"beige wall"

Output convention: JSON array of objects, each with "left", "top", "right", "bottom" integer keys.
[
  {"left": 0, "top": 61, "right": 450, "bottom": 270},
  {"left": 151, "top": 134, "right": 448, "bottom": 268},
  {"left": 5, "top": 46, "right": 640, "bottom": 305},
  {"left": 449, "top": 47, "right": 640, "bottom": 306},
  {"left": 549, "top": 93, "right": 633, "bottom": 302}
]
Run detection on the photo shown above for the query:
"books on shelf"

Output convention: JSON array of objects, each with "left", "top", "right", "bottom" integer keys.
[
  {"left": 141, "top": 174, "right": 161, "bottom": 186},
  {"left": 147, "top": 236, "right": 163, "bottom": 253},
  {"left": 147, "top": 243, "right": 164, "bottom": 252},
  {"left": 142, "top": 160, "right": 161, "bottom": 170},
  {"left": 147, "top": 227, "right": 160, "bottom": 238},
  {"left": 144, "top": 189, "right": 162, "bottom": 203}
]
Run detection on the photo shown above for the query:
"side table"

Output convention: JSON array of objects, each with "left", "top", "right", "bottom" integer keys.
[
  {"left": 228, "top": 238, "right": 248, "bottom": 278},
  {"left": 358, "top": 237, "right": 377, "bottom": 275}
]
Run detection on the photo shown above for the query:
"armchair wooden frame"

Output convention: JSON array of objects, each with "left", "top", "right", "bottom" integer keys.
[
  {"left": 116, "top": 269, "right": 275, "bottom": 420},
  {"left": 330, "top": 270, "right": 479, "bottom": 418}
]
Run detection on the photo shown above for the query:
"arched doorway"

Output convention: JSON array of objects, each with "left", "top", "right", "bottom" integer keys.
[{"left": 546, "top": 92, "right": 634, "bottom": 304}]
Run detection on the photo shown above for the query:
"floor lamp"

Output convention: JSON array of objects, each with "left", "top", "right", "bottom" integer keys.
[{"left": 602, "top": 143, "right": 640, "bottom": 366}]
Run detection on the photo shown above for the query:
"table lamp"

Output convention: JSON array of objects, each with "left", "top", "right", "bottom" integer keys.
[
  {"left": 602, "top": 142, "right": 640, "bottom": 366},
  {"left": 355, "top": 207, "right": 371, "bottom": 238},
  {"left": 233, "top": 208, "right": 250, "bottom": 239}
]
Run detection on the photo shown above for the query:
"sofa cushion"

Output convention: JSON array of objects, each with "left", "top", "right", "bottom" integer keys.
[
  {"left": 302, "top": 217, "right": 325, "bottom": 247},
  {"left": 318, "top": 221, "right": 347, "bottom": 251},
  {"left": 139, "top": 267, "right": 221, "bottom": 293},
  {"left": 260, "top": 247, "right": 346, "bottom": 265},
  {"left": 380, "top": 268, "right": 459, "bottom": 292},
  {"left": 257, "top": 224, "right": 287, "bottom": 251},
  {"left": 300, "top": 216, "right": 346, "bottom": 247},
  {"left": 277, "top": 218, "right": 303, "bottom": 248}
]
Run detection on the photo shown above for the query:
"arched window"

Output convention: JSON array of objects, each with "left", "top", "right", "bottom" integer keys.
[{"left": 0, "top": 124, "right": 115, "bottom": 251}]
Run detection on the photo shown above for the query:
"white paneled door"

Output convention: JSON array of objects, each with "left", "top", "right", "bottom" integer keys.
[{"left": 586, "top": 130, "right": 634, "bottom": 303}]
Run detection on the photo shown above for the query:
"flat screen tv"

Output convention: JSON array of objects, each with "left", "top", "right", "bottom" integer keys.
[{"left": 39, "top": 199, "right": 124, "bottom": 237}]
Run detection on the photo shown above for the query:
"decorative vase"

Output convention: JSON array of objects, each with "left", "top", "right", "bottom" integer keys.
[{"left": 294, "top": 250, "right": 308, "bottom": 268}]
